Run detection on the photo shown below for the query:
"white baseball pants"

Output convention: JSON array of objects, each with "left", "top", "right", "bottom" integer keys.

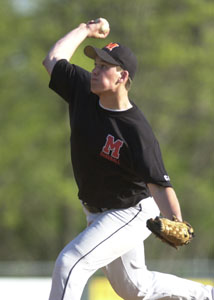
[{"left": 48, "top": 197, "right": 213, "bottom": 300}]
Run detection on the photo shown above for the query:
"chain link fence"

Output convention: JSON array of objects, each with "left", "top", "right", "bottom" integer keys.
[{"left": 0, "top": 260, "right": 213, "bottom": 300}]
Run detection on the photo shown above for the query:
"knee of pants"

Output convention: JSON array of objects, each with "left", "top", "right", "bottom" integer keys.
[
  {"left": 105, "top": 266, "right": 151, "bottom": 300},
  {"left": 53, "top": 252, "right": 71, "bottom": 282},
  {"left": 53, "top": 247, "right": 92, "bottom": 282},
  {"left": 105, "top": 267, "right": 149, "bottom": 300},
  {"left": 112, "top": 285, "right": 147, "bottom": 300}
]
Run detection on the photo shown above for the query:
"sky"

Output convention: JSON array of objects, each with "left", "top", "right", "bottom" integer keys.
[{"left": 11, "top": 0, "right": 38, "bottom": 14}]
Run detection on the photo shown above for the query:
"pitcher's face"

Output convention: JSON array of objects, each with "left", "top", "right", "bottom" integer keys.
[{"left": 90, "top": 57, "right": 122, "bottom": 96}]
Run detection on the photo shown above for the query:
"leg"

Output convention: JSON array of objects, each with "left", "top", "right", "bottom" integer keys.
[
  {"left": 103, "top": 242, "right": 149, "bottom": 299},
  {"left": 49, "top": 199, "right": 153, "bottom": 300},
  {"left": 103, "top": 200, "right": 213, "bottom": 300},
  {"left": 104, "top": 243, "right": 213, "bottom": 300}
]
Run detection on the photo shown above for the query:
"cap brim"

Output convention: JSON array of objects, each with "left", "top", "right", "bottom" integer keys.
[{"left": 84, "top": 46, "right": 119, "bottom": 66}]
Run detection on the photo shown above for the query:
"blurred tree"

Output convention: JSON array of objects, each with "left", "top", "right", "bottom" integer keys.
[{"left": 0, "top": 0, "right": 213, "bottom": 260}]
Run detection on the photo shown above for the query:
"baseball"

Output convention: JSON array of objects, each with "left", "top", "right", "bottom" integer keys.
[{"left": 95, "top": 18, "right": 110, "bottom": 34}]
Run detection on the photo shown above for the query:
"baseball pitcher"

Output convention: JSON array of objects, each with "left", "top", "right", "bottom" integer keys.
[{"left": 42, "top": 18, "right": 214, "bottom": 300}]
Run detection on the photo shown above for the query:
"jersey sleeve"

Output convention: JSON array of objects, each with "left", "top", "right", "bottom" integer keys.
[
  {"left": 135, "top": 138, "right": 172, "bottom": 187},
  {"left": 49, "top": 59, "right": 91, "bottom": 104}
]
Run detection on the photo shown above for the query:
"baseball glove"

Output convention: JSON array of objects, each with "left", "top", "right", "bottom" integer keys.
[{"left": 146, "top": 216, "right": 195, "bottom": 249}]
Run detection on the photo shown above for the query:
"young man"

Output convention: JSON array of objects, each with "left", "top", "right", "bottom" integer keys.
[{"left": 43, "top": 18, "right": 213, "bottom": 300}]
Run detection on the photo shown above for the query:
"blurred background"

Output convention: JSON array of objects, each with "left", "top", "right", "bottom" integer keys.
[{"left": 0, "top": 0, "right": 214, "bottom": 299}]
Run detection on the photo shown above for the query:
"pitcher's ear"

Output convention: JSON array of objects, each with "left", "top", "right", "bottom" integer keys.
[{"left": 118, "top": 70, "right": 129, "bottom": 83}]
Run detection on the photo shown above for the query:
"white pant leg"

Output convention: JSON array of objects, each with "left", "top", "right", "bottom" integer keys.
[
  {"left": 103, "top": 199, "right": 214, "bottom": 300},
  {"left": 48, "top": 197, "right": 213, "bottom": 300},
  {"left": 104, "top": 244, "right": 213, "bottom": 300},
  {"left": 48, "top": 198, "right": 153, "bottom": 300},
  {"left": 103, "top": 242, "right": 150, "bottom": 299}
]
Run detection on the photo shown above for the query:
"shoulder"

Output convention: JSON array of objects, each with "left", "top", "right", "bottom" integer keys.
[
  {"left": 51, "top": 59, "right": 91, "bottom": 82},
  {"left": 127, "top": 103, "right": 156, "bottom": 144},
  {"left": 49, "top": 59, "right": 91, "bottom": 103}
]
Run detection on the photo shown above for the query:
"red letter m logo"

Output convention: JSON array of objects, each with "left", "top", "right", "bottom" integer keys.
[{"left": 102, "top": 134, "right": 123, "bottom": 159}]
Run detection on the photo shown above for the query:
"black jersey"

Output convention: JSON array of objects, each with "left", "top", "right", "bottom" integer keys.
[{"left": 49, "top": 59, "right": 172, "bottom": 208}]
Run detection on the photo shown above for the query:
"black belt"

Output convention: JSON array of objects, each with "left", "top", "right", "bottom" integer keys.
[{"left": 83, "top": 202, "right": 109, "bottom": 213}]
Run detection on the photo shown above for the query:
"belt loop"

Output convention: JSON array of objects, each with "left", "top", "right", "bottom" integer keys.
[{"left": 83, "top": 202, "right": 108, "bottom": 213}]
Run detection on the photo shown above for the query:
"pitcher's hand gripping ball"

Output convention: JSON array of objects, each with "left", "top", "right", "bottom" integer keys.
[
  {"left": 146, "top": 216, "right": 195, "bottom": 249},
  {"left": 87, "top": 17, "right": 110, "bottom": 39},
  {"left": 94, "top": 18, "right": 110, "bottom": 34}
]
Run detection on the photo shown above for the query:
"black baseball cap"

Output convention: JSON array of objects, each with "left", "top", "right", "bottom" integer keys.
[{"left": 84, "top": 42, "right": 137, "bottom": 80}]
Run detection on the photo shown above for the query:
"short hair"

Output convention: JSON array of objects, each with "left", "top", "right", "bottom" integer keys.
[{"left": 126, "top": 77, "right": 132, "bottom": 91}]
